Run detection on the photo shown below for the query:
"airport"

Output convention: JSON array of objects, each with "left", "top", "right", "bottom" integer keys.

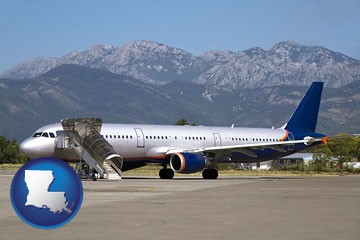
[
  {"left": 2, "top": 82, "right": 358, "bottom": 239},
  {"left": 1, "top": 2, "right": 359, "bottom": 239},
  {"left": 1, "top": 172, "right": 359, "bottom": 240}
]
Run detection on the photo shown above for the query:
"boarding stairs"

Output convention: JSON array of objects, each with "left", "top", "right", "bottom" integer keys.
[{"left": 55, "top": 118, "right": 123, "bottom": 180}]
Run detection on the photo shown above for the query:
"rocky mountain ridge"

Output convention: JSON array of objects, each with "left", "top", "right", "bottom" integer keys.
[
  {"left": 1, "top": 64, "right": 359, "bottom": 140},
  {"left": 2, "top": 41, "right": 359, "bottom": 89}
]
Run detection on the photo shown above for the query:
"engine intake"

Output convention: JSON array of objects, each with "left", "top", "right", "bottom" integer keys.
[{"left": 170, "top": 153, "right": 206, "bottom": 174}]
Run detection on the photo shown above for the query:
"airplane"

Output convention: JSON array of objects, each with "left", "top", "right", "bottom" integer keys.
[{"left": 20, "top": 82, "right": 328, "bottom": 179}]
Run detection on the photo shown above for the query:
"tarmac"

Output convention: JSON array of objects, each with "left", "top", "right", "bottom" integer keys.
[{"left": 0, "top": 172, "right": 359, "bottom": 240}]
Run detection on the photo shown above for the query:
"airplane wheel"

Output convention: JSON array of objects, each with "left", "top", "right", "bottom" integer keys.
[
  {"left": 202, "top": 169, "right": 209, "bottom": 179},
  {"left": 210, "top": 168, "right": 218, "bottom": 179},
  {"left": 91, "top": 173, "right": 97, "bottom": 181},
  {"left": 159, "top": 168, "right": 174, "bottom": 179},
  {"left": 202, "top": 168, "right": 218, "bottom": 179}
]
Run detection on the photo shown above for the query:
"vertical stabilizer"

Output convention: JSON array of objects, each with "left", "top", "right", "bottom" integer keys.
[{"left": 284, "top": 82, "right": 324, "bottom": 133}]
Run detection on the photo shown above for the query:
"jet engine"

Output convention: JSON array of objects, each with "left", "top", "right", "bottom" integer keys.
[{"left": 169, "top": 153, "right": 206, "bottom": 174}]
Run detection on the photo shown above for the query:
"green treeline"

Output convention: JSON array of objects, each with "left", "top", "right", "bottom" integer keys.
[
  {"left": 314, "top": 134, "right": 359, "bottom": 160},
  {"left": 0, "top": 136, "right": 28, "bottom": 164},
  {"left": 309, "top": 134, "right": 360, "bottom": 172},
  {"left": 175, "top": 119, "right": 198, "bottom": 126}
]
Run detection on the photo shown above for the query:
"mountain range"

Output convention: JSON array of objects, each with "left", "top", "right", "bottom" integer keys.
[
  {"left": 1, "top": 41, "right": 359, "bottom": 89},
  {"left": 1, "top": 63, "right": 359, "bottom": 141}
]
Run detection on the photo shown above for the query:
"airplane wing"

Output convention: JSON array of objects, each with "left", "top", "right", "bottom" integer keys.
[{"left": 166, "top": 137, "right": 326, "bottom": 158}]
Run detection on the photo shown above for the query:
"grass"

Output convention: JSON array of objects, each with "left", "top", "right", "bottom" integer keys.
[
  {"left": 0, "top": 164, "right": 23, "bottom": 170},
  {"left": 0, "top": 163, "right": 354, "bottom": 176},
  {"left": 124, "top": 165, "right": 345, "bottom": 177}
]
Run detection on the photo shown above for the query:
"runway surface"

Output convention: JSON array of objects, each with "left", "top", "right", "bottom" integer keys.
[{"left": 0, "top": 172, "right": 359, "bottom": 240}]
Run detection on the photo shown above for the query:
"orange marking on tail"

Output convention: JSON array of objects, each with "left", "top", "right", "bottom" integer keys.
[{"left": 281, "top": 131, "right": 289, "bottom": 141}]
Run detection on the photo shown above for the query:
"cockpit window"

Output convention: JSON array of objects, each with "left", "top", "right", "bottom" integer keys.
[
  {"left": 32, "top": 132, "right": 56, "bottom": 138},
  {"left": 32, "top": 132, "right": 42, "bottom": 137},
  {"left": 42, "top": 132, "right": 49, "bottom": 138}
]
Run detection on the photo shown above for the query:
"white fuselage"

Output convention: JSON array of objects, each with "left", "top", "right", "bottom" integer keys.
[
  {"left": 20, "top": 122, "right": 288, "bottom": 163},
  {"left": 102, "top": 124, "right": 287, "bottom": 159}
]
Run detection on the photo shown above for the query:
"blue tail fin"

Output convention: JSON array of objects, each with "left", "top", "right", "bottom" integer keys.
[{"left": 285, "top": 82, "right": 324, "bottom": 133}]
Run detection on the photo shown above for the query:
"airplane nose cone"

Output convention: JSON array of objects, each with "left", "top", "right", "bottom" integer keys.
[
  {"left": 20, "top": 137, "right": 55, "bottom": 159},
  {"left": 19, "top": 138, "right": 37, "bottom": 158}
]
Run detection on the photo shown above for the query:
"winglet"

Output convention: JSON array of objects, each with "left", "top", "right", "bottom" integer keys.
[{"left": 322, "top": 136, "right": 329, "bottom": 145}]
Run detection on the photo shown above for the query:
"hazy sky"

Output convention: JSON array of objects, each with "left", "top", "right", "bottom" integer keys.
[{"left": 1, "top": 0, "right": 359, "bottom": 73}]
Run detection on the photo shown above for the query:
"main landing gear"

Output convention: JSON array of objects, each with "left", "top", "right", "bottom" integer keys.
[
  {"left": 158, "top": 166, "right": 218, "bottom": 180},
  {"left": 202, "top": 168, "right": 218, "bottom": 179},
  {"left": 159, "top": 168, "right": 174, "bottom": 179}
]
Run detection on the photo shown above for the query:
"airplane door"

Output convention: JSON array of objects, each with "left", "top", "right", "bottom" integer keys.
[
  {"left": 134, "top": 128, "right": 145, "bottom": 148},
  {"left": 288, "top": 132, "right": 295, "bottom": 151},
  {"left": 213, "top": 133, "right": 221, "bottom": 146}
]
